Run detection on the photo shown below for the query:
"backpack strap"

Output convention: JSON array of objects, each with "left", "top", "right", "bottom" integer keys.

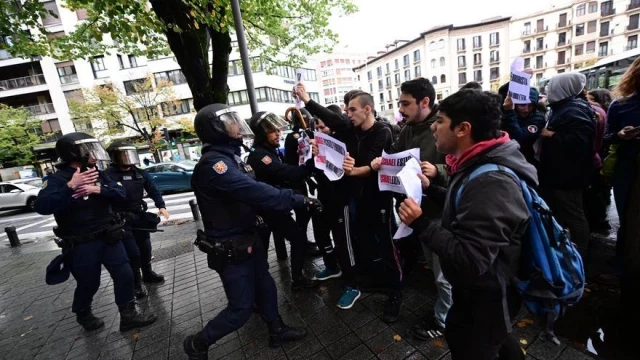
[{"left": 455, "top": 163, "right": 519, "bottom": 208}]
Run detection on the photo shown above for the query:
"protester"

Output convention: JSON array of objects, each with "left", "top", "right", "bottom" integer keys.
[{"left": 501, "top": 88, "right": 546, "bottom": 165}]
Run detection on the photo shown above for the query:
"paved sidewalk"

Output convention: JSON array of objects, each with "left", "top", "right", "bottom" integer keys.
[{"left": 0, "top": 220, "right": 597, "bottom": 360}]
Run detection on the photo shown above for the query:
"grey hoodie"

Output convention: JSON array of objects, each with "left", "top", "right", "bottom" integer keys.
[{"left": 546, "top": 72, "right": 586, "bottom": 104}]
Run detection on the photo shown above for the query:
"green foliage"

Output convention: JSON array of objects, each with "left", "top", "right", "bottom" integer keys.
[{"left": 0, "top": 104, "right": 44, "bottom": 167}]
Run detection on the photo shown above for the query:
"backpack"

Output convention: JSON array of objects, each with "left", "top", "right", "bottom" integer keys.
[{"left": 455, "top": 163, "right": 585, "bottom": 344}]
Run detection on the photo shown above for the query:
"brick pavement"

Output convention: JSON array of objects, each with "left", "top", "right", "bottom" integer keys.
[{"left": 0, "top": 220, "right": 598, "bottom": 360}]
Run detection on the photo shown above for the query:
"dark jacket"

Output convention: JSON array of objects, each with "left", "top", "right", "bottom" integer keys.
[
  {"left": 501, "top": 87, "right": 546, "bottom": 166},
  {"left": 105, "top": 165, "right": 165, "bottom": 211},
  {"left": 246, "top": 143, "right": 311, "bottom": 191},
  {"left": 354, "top": 121, "right": 393, "bottom": 207},
  {"left": 411, "top": 140, "right": 535, "bottom": 292}
]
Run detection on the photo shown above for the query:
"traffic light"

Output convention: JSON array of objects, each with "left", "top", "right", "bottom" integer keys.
[{"left": 162, "top": 127, "right": 170, "bottom": 140}]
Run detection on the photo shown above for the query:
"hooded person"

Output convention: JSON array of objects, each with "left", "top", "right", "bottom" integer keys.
[
  {"left": 501, "top": 87, "right": 546, "bottom": 164},
  {"left": 538, "top": 72, "right": 596, "bottom": 257}
]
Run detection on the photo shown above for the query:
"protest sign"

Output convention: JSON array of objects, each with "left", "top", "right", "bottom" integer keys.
[
  {"left": 508, "top": 58, "right": 532, "bottom": 105},
  {"left": 295, "top": 69, "right": 305, "bottom": 109},
  {"left": 378, "top": 148, "right": 421, "bottom": 193},
  {"left": 393, "top": 158, "right": 423, "bottom": 239},
  {"left": 314, "top": 132, "right": 346, "bottom": 181},
  {"left": 298, "top": 131, "right": 312, "bottom": 165}
]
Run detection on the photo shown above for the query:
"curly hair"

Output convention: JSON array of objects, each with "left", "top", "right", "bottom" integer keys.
[{"left": 615, "top": 57, "right": 640, "bottom": 97}]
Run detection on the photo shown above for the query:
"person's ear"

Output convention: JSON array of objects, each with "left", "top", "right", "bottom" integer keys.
[{"left": 456, "top": 121, "right": 472, "bottom": 138}]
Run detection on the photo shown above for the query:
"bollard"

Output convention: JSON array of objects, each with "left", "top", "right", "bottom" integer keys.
[
  {"left": 189, "top": 199, "right": 200, "bottom": 221},
  {"left": 5, "top": 226, "right": 20, "bottom": 247}
]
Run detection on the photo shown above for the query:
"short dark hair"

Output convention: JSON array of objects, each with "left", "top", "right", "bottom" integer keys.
[
  {"left": 350, "top": 92, "right": 375, "bottom": 109},
  {"left": 327, "top": 104, "right": 342, "bottom": 115},
  {"left": 438, "top": 90, "right": 502, "bottom": 142},
  {"left": 400, "top": 78, "right": 435, "bottom": 108},
  {"left": 588, "top": 89, "right": 613, "bottom": 111},
  {"left": 460, "top": 81, "right": 483, "bottom": 91},
  {"left": 344, "top": 90, "right": 361, "bottom": 105}
]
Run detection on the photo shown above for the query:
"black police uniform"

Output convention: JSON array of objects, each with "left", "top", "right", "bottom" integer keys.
[
  {"left": 105, "top": 164, "right": 166, "bottom": 294},
  {"left": 184, "top": 104, "right": 312, "bottom": 359}
]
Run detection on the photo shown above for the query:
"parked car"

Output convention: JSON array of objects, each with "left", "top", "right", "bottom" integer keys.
[
  {"left": 0, "top": 183, "right": 40, "bottom": 211},
  {"left": 9, "top": 177, "right": 43, "bottom": 188},
  {"left": 143, "top": 160, "right": 195, "bottom": 193}
]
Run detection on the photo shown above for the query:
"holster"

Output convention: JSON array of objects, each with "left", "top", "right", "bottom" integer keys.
[
  {"left": 102, "top": 221, "right": 126, "bottom": 244},
  {"left": 194, "top": 229, "right": 255, "bottom": 272}
]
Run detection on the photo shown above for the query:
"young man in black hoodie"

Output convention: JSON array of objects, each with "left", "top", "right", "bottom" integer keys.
[{"left": 399, "top": 90, "right": 533, "bottom": 360}]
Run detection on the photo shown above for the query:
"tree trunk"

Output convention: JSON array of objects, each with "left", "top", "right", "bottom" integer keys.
[{"left": 149, "top": 0, "right": 232, "bottom": 112}]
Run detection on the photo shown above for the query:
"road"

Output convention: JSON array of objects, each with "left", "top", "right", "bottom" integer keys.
[{"left": 0, "top": 191, "right": 196, "bottom": 243}]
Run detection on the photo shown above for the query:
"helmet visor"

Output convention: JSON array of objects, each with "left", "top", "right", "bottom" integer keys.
[
  {"left": 74, "top": 139, "right": 110, "bottom": 170},
  {"left": 257, "top": 112, "right": 289, "bottom": 133},
  {"left": 111, "top": 146, "right": 140, "bottom": 166},
  {"left": 216, "top": 108, "right": 254, "bottom": 139}
]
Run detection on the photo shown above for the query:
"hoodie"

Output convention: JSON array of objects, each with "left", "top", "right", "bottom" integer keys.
[
  {"left": 410, "top": 140, "right": 536, "bottom": 292},
  {"left": 539, "top": 73, "right": 596, "bottom": 189}
]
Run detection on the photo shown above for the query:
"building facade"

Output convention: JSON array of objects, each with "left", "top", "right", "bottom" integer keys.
[
  {"left": 316, "top": 52, "right": 367, "bottom": 109},
  {"left": 0, "top": 0, "right": 322, "bottom": 164}
]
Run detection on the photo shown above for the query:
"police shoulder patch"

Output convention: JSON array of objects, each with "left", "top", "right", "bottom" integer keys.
[
  {"left": 293, "top": 133, "right": 300, "bottom": 139},
  {"left": 261, "top": 156, "right": 272, "bottom": 165},
  {"left": 527, "top": 125, "right": 539, "bottom": 134},
  {"left": 213, "top": 161, "right": 228, "bottom": 174}
]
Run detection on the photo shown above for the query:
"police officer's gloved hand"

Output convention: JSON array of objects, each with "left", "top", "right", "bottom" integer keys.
[{"left": 304, "top": 197, "right": 323, "bottom": 214}]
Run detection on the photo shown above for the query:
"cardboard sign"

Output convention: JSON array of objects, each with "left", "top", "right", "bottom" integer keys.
[
  {"left": 393, "top": 158, "right": 423, "bottom": 239},
  {"left": 295, "top": 69, "right": 305, "bottom": 109},
  {"left": 378, "top": 148, "right": 421, "bottom": 193},
  {"left": 298, "top": 131, "right": 312, "bottom": 166},
  {"left": 508, "top": 58, "right": 532, "bottom": 105},
  {"left": 314, "top": 132, "right": 346, "bottom": 181}
]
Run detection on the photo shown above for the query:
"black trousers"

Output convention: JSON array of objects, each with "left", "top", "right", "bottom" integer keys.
[{"left": 262, "top": 211, "right": 306, "bottom": 278}]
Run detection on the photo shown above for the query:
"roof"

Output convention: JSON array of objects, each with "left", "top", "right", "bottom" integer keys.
[{"left": 352, "top": 37, "right": 424, "bottom": 71}]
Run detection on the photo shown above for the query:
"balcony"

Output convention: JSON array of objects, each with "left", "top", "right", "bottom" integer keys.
[
  {"left": 522, "top": 30, "right": 533, "bottom": 37},
  {"left": 472, "top": 45, "right": 482, "bottom": 51},
  {"left": 522, "top": 48, "right": 532, "bottom": 54},
  {"left": 628, "top": 3, "right": 640, "bottom": 12},
  {"left": 557, "top": 39, "right": 572, "bottom": 47},
  {"left": 489, "top": 42, "right": 500, "bottom": 48},
  {"left": 534, "top": 26, "right": 549, "bottom": 34},
  {"left": 457, "top": 47, "right": 466, "bottom": 53},
  {"left": 625, "top": 45, "right": 638, "bottom": 51},
  {"left": 41, "top": 131, "right": 63, "bottom": 143},
  {"left": 533, "top": 44, "right": 548, "bottom": 53},
  {"left": 25, "top": 103, "right": 55, "bottom": 116},
  {"left": 602, "top": 8, "right": 616, "bottom": 17},
  {"left": 557, "top": 20, "right": 572, "bottom": 29},
  {"left": 600, "top": 29, "right": 613, "bottom": 37},
  {"left": 534, "top": 62, "right": 547, "bottom": 70},
  {"left": 599, "top": 49, "right": 613, "bottom": 57},
  {"left": 490, "top": 58, "right": 500, "bottom": 65},
  {"left": 626, "top": 25, "right": 640, "bottom": 34},
  {"left": 457, "top": 64, "right": 467, "bottom": 69},
  {"left": 473, "top": 62, "right": 482, "bottom": 68},
  {"left": 0, "top": 74, "right": 46, "bottom": 91},
  {"left": 556, "top": 57, "right": 570, "bottom": 66}
]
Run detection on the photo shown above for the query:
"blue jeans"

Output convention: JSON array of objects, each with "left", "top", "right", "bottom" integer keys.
[{"left": 422, "top": 243, "right": 453, "bottom": 328}]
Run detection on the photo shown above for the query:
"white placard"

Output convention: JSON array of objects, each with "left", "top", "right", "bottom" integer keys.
[
  {"left": 298, "top": 131, "right": 312, "bottom": 166},
  {"left": 508, "top": 58, "right": 532, "bottom": 105},
  {"left": 295, "top": 69, "right": 305, "bottom": 109},
  {"left": 393, "top": 158, "right": 423, "bottom": 239},
  {"left": 313, "top": 132, "right": 346, "bottom": 181},
  {"left": 378, "top": 148, "right": 421, "bottom": 193}
]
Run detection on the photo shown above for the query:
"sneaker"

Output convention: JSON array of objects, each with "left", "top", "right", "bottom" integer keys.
[
  {"left": 382, "top": 291, "right": 403, "bottom": 324},
  {"left": 291, "top": 276, "right": 319, "bottom": 291},
  {"left": 410, "top": 316, "right": 445, "bottom": 340},
  {"left": 337, "top": 287, "right": 361, "bottom": 309},
  {"left": 313, "top": 268, "right": 342, "bottom": 281}
]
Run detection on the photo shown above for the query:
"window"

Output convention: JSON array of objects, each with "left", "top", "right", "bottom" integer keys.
[
  {"left": 42, "top": 1, "right": 61, "bottom": 26},
  {"left": 558, "top": 13, "right": 567, "bottom": 27},
  {"left": 377, "top": 66, "right": 382, "bottom": 77},
  {"left": 438, "top": 40, "right": 445, "bottom": 49},
  {"left": 586, "top": 41, "right": 596, "bottom": 53},
  {"left": 535, "top": 73, "right": 543, "bottom": 85},
  {"left": 367, "top": 71, "right": 372, "bottom": 81},
  {"left": 440, "top": 57, "right": 445, "bottom": 66},
  {"left": 386, "top": 76, "right": 391, "bottom": 88},
  {"left": 378, "top": 79, "right": 383, "bottom": 91},
  {"left": 132, "top": 106, "right": 159, "bottom": 122},
  {"left": 587, "top": 20, "right": 597, "bottom": 33},
  {"left": 56, "top": 63, "right": 78, "bottom": 84},
  {"left": 536, "top": 19, "right": 545, "bottom": 32},
  {"left": 474, "top": 70, "right": 482, "bottom": 82},
  {"left": 490, "top": 50, "right": 499, "bottom": 63},
  {"left": 414, "top": 66, "right": 421, "bottom": 77},
  {"left": 128, "top": 55, "right": 138, "bottom": 68},
  {"left": 394, "top": 73, "right": 401, "bottom": 85},
  {"left": 458, "top": 72, "right": 467, "bottom": 85},
  {"left": 630, "top": 14, "right": 639, "bottom": 30},
  {"left": 575, "top": 44, "right": 584, "bottom": 56},
  {"left": 431, "top": 59, "right": 436, "bottom": 68},
  {"left": 588, "top": 1, "right": 597, "bottom": 13},
  {"left": 46, "top": 31, "right": 64, "bottom": 40},
  {"left": 457, "top": 38, "right": 465, "bottom": 51},
  {"left": 440, "top": 74, "right": 446, "bottom": 83},
  {"left": 155, "top": 70, "right": 187, "bottom": 85},
  {"left": 91, "top": 56, "right": 107, "bottom": 78},
  {"left": 429, "top": 41, "right": 437, "bottom": 51},
  {"left": 576, "top": 23, "right": 585, "bottom": 36},
  {"left": 458, "top": 56, "right": 466, "bottom": 68},
  {"left": 558, "top": 32, "right": 567, "bottom": 45},
  {"left": 123, "top": 79, "right": 146, "bottom": 95},
  {"left": 117, "top": 54, "right": 124, "bottom": 69},
  {"left": 413, "top": 50, "right": 421, "bottom": 62},
  {"left": 601, "top": 21, "right": 610, "bottom": 36},
  {"left": 599, "top": 42, "right": 609, "bottom": 56},
  {"left": 381, "top": 104, "right": 385, "bottom": 112},
  {"left": 369, "top": 83, "right": 374, "bottom": 93},
  {"left": 473, "top": 36, "right": 482, "bottom": 49},
  {"left": 524, "top": 58, "right": 531, "bottom": 69},
  {"left": 576, "top": 4, "right": 586, "bottom": 16},
  {"left": 490, "top": 67, "right": 500, "bottom": 80},
  {"left": 601, "top": 1, "right": 613, "bottom": 16},
  {"left": 628, "top": 35, "right": 638, "bottom": 50},
  {"left": 535, "top": 55, "right": 543, "bottom": 68},
  {"left": 524, "top": 22, "right": 531, "bottom": 35},
  {"left": 394, "top": 59, "right": 399, "bottom": 70},
  {"left": 403, "top": 55, "right": 410, "bottom": 67},
  {"left": 162, "top": 99, "right": 191, "bottom": 116},
  {"left": 64, "top": 89, "right": 84, "bottom": 105},
  {"left": 76, "top": 9, "right": 89, "bottom": 20},
  {"left": 432, "top": 76, "right": 438, "bottom": 84},
  {"left": 379, "top": 93, "right": 384, "bottom": 103},
  {"left": 536, "top": 37, "right": 544, "bottom": 50},
  {"left": 524, "top": 40, "right": 531, "bottom": 52},
  {"left": 473, "top": 53, "right": 482, "bottom": 65},
  {"left": 404, "top": 69, "right": 411, "bottom": 81},
  {"left": 385, "top": 63, "right": 390, "bottom": 74},
  {"left": 490, "top": 32, "right": 499, "bottom": 46}
]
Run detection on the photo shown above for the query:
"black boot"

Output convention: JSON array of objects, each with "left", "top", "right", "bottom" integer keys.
[
  {"left": 382, "top": 291, "right": 403, "bottom": 324},
  {"left": 291, "top": 275, "right": 319, "bottom": 291},
  {"left": 134, "top": 270, "right": 148, "bottom": 299},
  {"left": 142, "top": 264, "right": 165, "bottom": 283},
  {"left": 305, "top": 242, "right": 322, "bottom": 257},
  {"left": 183, "top": 333, "right": 209, "bottom": 360},
  {"left": 119, "top": 301, "right": 157, "bottom": 331},
  {"left": 76, "top": 309, "right": 105, "bottom": 331},
  {"left": 268, "top": 317, "right": 307, "bottom": 348}
]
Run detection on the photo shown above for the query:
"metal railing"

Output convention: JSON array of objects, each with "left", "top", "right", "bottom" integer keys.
[
  {"left": 25, "top": 103, "right": 55, "bottom": 116},
  {"left": 0, "top": 74, "right": 46, "bottom": 91}
]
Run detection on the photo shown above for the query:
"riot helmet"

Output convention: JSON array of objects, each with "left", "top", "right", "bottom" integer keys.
[
  {"left": 106, "top": 141, "right": 140, "bottom": 166},
  {"left": 194, "top": 104, "right": 253, "bottom": 143},
  {"left": 249, "top": 111, "right": 288, "bottom": 145},
  {"left": 55, "top": 132, "right": 110, "bottom": 170}
]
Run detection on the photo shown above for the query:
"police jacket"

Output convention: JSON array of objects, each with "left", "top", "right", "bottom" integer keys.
[
  {"left": 246, "top": 143, "right": 311, "bottom": 190},
  {"left": 192, "top": 142, "right": 306, "bottom": 239},
  {"left": 284, "top": 126, "right": 304, "bottom": 167},
  {"left": 35, "top": 164, "right": 126, "bottom": 236},
  {"left": 105, "top": 165, "right": 165, "bottom": 212}
]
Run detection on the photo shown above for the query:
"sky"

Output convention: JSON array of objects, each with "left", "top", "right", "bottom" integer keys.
[{"left": 329, "top": 0, "right": 566, "bottom": 54}]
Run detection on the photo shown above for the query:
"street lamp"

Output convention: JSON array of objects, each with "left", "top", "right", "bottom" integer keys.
[{"left": 230, "top": 0, "right": 259, "bottom": 115}]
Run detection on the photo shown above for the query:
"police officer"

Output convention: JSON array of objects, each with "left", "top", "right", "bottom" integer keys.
[
  {"left": 183, "top": 104, "right": 321, "bottom": 359},
  {"left": 36, "top": 132, "right": 157, "bottom": 332},
  {"left": 247, "top": 111, "right": 318, "bottom": 290},
  {"left": 105, "top": 142, "right": 168, "bottom": 299}
]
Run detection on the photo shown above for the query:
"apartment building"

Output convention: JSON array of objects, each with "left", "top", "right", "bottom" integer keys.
[
  {"left": 0, "top": 0, "right": 322, "bottom": 164},
  {"left": 317, "top": 52, "right": 367, "bottom": 109},
  {"left": 509, "top": 0, "right": 640, "bottom": 85}
]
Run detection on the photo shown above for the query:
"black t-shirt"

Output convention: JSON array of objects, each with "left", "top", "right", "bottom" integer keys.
[{"left": 353, "top": 121, "right": 393, "bottom": 205}]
